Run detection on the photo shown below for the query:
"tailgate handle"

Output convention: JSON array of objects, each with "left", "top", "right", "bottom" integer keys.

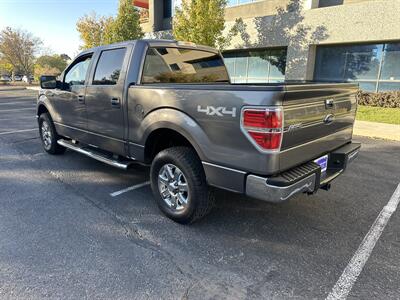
[{"left": 325, "top": 98, "right": 334, "bottom": 109}]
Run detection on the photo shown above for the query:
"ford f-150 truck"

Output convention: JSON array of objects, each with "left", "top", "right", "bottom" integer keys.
[{"left": 38, "top": 39, "right": 360, "bottom": 224}]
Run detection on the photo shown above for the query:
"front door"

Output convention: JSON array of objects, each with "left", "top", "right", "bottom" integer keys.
[
  {"left": 50, "top": 54, "right": 93, "bottom": 142},
  {"left": 84, "top": 47, "right": 129, "bottom": 155}
]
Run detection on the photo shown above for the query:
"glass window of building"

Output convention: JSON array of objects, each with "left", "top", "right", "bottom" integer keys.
[
  {"left": 164, "top": 0, "right": 182, "bottom": 18},
  {"left": 223, "top": 48, "right": 287, "bottom": 83},
  {"left": 314, "top": 42, "right": 400, "bottom": 92},
  {"left": 318, "top": 0, "right": 344, "bottom": 8},
  {"left": 379, "top": 43, "right": 400, "bottom": 91},
  {"left": 227, "top": 0, "right": 262, "bottom": 7}
]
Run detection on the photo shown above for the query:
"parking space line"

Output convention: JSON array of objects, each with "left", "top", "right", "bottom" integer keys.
[
  {"left": 0, "top": 107, "right": 36, "bottom": 112},
  {"left": 110, "top": 181, "right": 151, "bottom": 197},
  {"left": 0, "top": 128, "right": 37, "bottom": 135},
  {"left": 0, "top": 115, "right": 36, "bottom": 121},
  {"left": 0, "top": 101, "right": 35, "bottom": 105},
  {"left": 326, "top": 183, "right": 400, "bottom": 300}
]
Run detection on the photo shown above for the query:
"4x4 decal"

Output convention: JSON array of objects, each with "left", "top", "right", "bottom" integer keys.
[{"left": 197, "top": 105, "right": 237, "bottom": 117}]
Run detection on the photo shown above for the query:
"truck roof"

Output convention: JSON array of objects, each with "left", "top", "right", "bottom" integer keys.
[{"left": 79, "top": 39, "right": 220, "bottom": 57}]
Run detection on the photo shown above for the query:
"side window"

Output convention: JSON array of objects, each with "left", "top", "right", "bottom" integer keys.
[
  {"left": 141, "top": 47, "right": 230, "bottom": 84},
  {"left": 64, "top": 55, "right": 92, "bottom": 86},
  {"left": 93, "top": 48, "right": 126, "bottom": 85}
]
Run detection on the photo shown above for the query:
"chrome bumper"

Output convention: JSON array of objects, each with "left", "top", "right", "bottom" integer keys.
[
  {"left": 246, "top": 173, "right": 317, "bottom": 203},
  {"left": 245, "top": 142, "right": 361, "bottom": 203}
]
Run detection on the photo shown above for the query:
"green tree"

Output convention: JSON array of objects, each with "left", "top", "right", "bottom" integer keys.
[
  {"left": 106, "top": 0, "right": 144, "bottom": 43},
  {"left": 34, "top": 54, "right": 69, "bottom": 80},
  {"left": 33, "top": 64, "right": 60, "bottom": 81},
  {"left": 36, "top": 55, "right": 68, "bottom": 72},
  {"left": 76, "top": 0, "right": 143, "bottom": 49},
  {"left": 76, "top": 12, "right": 114, "bottom": 49},
  {"left": 0, "top": 57, "right": 13, "bottom": 75},
  {"left": 173, "top": 0, "right": 241, "bottom": 50},
  {"left": 0, "top": 27, "right": 42, "bottom": 81}
]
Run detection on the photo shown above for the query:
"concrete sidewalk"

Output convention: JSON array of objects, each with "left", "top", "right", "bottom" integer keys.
[
  {"left": 0, "top": 86, "right": 28, "bottom": 91},
  {"left": 354, "top": 120, "right": 400, "bottom": 141}
]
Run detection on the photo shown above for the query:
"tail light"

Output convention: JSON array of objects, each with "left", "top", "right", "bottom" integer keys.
[{"left": 241, "top": 107, "right": 283, "bottom": 152}]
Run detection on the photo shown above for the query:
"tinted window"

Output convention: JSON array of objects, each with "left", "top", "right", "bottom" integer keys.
[
  {"left": 142, "top": 47, "right": 229, "bottom": 84},
  {"left": 93, "top": 48, "right": 126, "bottom": 85},
  {"left": 64, "top": 56, "right": 92, "bottom": 86}
]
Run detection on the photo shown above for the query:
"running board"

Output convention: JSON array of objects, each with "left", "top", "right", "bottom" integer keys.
[{"left": 57, "top": 139, "right": 134, "bottom": 170}]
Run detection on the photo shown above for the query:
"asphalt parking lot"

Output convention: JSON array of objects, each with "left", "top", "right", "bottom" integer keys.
[{"left": 1, "top": 89, "right": 399, "bottom": 299}]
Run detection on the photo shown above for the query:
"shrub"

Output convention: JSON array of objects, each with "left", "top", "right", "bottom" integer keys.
[{"left": 356, "top": 91, "right": 400, "bottom": 108}]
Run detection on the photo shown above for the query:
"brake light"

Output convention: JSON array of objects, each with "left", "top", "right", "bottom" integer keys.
[{"left": 241, "top": 107, "right": 283, "bottom": 152}]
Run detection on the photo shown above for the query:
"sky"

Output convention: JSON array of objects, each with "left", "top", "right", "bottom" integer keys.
[{"left": 0, "top": 0, "right": 120, "bottom": 59}]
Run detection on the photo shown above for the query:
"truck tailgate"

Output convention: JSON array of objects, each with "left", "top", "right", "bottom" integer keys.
[{"left": 280, "top": 83, "right": 358, "bottom": 171}]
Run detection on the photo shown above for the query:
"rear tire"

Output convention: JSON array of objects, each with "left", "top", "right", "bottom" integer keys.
[
  {"left": 38, "top": 113, "right": 66, "bottom": 155},
  {"left": 150, "top": 147, "right": 215, "bottom": 224}
]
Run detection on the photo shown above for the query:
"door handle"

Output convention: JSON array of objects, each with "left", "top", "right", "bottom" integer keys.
[
  {"left": 111, "top": 97, "right": 120, "bottom": 108},
  {"left": 325, "top": 98, "right": 334, "bottom": 109},
  {"left": 77, "top": 95, "right": 85, "bottom": 103}
]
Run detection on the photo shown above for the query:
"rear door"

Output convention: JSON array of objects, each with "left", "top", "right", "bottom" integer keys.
[{"left": 84, "top": 46, "right": 131, "bottom": 155}]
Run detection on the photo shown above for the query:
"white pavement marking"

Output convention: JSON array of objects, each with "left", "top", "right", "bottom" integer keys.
[
  {"left": 326, "top": 183, "right": 400, "bottom": 300},
  {"left": 0, "top": 101, "right": 34, "bottom": 105},
  {"left": 110, "top": 181, "right": 151, "bottom": 197},
  {"left": 0, "top": 115, "right": 36, "bottom": 121},
  {"left": 0, "top": 107, "right": 36, "bottom": 112},
  {"left": 0, "top": 128, "right": 37, "bottom": 135}
]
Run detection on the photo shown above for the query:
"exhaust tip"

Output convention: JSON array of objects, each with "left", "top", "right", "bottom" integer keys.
[{"left": 321, "top": 183, "right": 331, "bottom": 191}]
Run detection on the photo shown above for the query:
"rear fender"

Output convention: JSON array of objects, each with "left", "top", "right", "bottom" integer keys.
[
  {"left": 136, "top": 108, "right": 247, "bottom": 193},
  {"left": 139, "top": 108, "right": 208, "bottom": 161}
]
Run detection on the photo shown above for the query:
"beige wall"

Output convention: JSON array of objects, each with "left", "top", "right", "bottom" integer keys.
[
  {"left": 225, "top": 0, "right": 400, "bottom": 80},
  {"left": 225, "top": 0, "right": 292, "bottom": 21}
]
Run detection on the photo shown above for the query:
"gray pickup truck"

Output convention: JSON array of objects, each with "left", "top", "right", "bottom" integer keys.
[{"left": 38, "top": 39, "right": 360, "bottom": 224}]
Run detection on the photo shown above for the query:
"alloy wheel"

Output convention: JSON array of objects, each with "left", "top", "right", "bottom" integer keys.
[{"left": 158, "top": 163, "right": 189, "bottom": 211}]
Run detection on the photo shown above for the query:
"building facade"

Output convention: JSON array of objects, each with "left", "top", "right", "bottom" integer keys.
[{"left": 135, "top": 0, "right": 400, "bottom": 92}]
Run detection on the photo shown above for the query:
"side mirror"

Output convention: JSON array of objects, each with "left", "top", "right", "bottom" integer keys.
[{"left": 40, "top": 75, "right": 59, "bottom": 89}]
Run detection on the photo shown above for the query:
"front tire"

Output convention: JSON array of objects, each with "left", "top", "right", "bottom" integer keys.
[
  {"left": 38, "top": 113, "right": 66, "bottom": 155},
  {"left": 150, "top": 147, "right": 215, "bottom": 224}
]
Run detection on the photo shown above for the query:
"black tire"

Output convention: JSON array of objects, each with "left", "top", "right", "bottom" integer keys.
[
  {"left": 38, "top": 113, "right": 66, "bottom": 155},
  {"left": 150, "top": 146, "right": 215, "bottom": 224}
]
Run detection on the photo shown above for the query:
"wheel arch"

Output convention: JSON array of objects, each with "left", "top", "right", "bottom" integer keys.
[
  {"left": 37, "top": 103, "right": 49, "bottom": 118},
  {"left": 140, "top": 109, "right": 209, "bottom": 164},
  {"left": 143, "top": 126, "right": 205, "bottom": 164}
]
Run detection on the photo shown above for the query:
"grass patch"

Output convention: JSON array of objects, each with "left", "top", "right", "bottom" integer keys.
[{"left": 356, "top": 105, "right": 400, "bottom": 125}]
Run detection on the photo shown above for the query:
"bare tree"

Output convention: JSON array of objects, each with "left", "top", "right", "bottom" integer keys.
[{"left": 0, "top": 27, "right": 42, "bottom": 82}]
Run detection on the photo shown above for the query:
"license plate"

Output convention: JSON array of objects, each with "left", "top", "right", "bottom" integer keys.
[{"left": 314, "top": 155, "right": 328, "bottom": 173}]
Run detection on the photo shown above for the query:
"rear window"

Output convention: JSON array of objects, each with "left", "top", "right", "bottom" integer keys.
[
  {"left": 141, "top": 47, "right": 229, "bottom": 84},
  {"left": 93, "top": 48, "right": 126, "bottom": 85}
]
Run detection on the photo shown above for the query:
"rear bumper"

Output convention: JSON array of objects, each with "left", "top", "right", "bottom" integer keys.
[{"left": 245, "top": 142, "right": 361, "bottom": 203}]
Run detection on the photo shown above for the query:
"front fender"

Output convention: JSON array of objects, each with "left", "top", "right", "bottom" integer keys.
[{"left": 36, "top": 93, "right": 50, "bottom": 117}]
